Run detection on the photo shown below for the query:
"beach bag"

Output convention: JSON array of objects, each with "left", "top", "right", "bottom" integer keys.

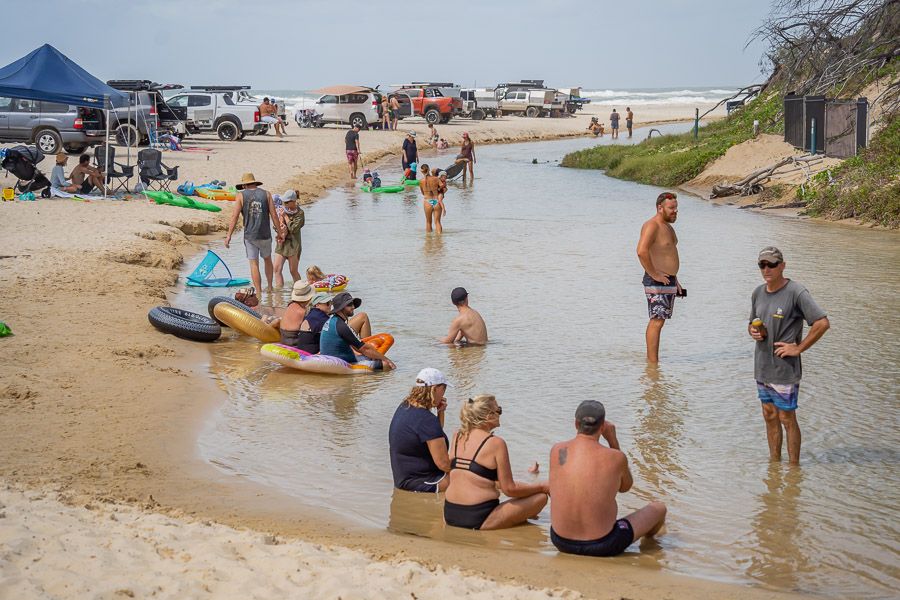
[{"left": 177, "top": 181, "right": 196, "bottom": 196}]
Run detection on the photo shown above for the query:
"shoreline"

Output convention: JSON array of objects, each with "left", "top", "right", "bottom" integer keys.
[{"left": 0, "top": 111, "right": 820, "bottom": 599}]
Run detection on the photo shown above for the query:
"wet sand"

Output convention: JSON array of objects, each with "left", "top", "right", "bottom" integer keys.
[{"left": 0, "top": 107, "right": 830, "bottom": 599}]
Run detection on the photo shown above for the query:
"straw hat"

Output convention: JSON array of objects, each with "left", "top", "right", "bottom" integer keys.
[
  {"left": 290, "top": 280, "right": 315, "bottom": 303},
  {"left": 236, "top": 173, "right": 263, "bottom": 189}
]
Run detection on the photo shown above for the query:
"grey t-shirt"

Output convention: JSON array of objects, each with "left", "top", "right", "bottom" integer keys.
[
  {"left": 750, "top": 280, "right": 827, "bottom": 384},
  {"left": 240, "top": 187, "right": 272, "bottom": 241}
]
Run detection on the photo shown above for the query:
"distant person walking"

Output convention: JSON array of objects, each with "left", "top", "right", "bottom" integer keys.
[
  {"left": 458, "top": 132, "right": 476, "bottom": 183},
  {"left": 636, "top": 192, "right": 682, "bottom": 363},
  {"left": 390, "top": 95, "right": 401, "bottom": 130},
  {"left": 610, "top": 109, "right": 620, "bottom": 139},
  {"left": 441, "top": 287, "right": 488, "bottom": 345},
  {"left": 345, "top": 124, "right": 361, "bottom": 179},
  {"left": 626, "top": 107, "right": 634, "bottom": 138},
  {"left": 381, "top": 96, "right": 391, "bottom": 130},
  {"left": 549, "top": 401, "right": 666, "bottom": 557},
  {"left": 225, "top": 173, "right": 285, "bottom": 293},
  {"left": 402, "top": 131, "right": 419, "bottom": 179},
  {"left": 749, "top": 247, "right": 829, "bottom": 465}
]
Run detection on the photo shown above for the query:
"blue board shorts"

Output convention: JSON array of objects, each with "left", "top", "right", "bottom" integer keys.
[
  {"left": 551, "top": 519, "right": 635, "bottom": 557},
  {"left": 757, "top": 381, "right": 800, "bottom": 411}
]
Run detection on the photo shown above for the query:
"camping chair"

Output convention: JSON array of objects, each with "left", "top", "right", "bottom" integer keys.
[
  {"left": 137, "top": 148, "right": 178, "bottom": 191},
  {"left": 94, "top": 145, "right": 134, "bottom": 193}
]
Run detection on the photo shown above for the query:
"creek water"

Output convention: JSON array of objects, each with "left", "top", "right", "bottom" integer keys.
[{"left": 177, "top": 126, "right": 899, "bottom": 598}]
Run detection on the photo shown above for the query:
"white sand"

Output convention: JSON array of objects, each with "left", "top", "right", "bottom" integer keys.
[{"left": 0, "top": 484, "right": 579, "bottom": 600}]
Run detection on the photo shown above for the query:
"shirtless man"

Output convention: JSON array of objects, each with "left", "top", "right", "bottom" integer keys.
[
  {"left": 549, "top": 400, "right": 666, "bottom": 557},
  {"left": 636, "top": 191, "right": 682, "bottom": 363},
  {"left": 259, "top": 97, "right": 284, "bottom": 139},
  {"left": 418, "top": 164, "right": 444, "bottom": 233},
  {"left": 70, "top": 154, "right": 104, "bottom": 194},
  {"left": 441, "top": 287, "right": 488, "bottom": 345}
]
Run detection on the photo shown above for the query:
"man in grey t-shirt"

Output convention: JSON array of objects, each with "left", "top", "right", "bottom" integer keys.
[
  {"left": 748, "top": 246, "right": 830, "bottom": 465},
  {"left": 225, "top": 172, "right": 284, "bottom": 293}
]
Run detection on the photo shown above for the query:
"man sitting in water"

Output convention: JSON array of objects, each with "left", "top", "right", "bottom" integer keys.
[
  {"left": 440, "top": 287, "right": 488, "bottom": 345},
  {"left": 549, "top": 401, "right": 667, "bottom": 557},
  {"left": 320, "top": 292, "right": 396, "bottom": 369}
]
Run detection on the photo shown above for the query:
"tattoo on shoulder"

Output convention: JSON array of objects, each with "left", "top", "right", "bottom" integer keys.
[{"left": 559, "top": 447, "right": 568, "bottom": 466}]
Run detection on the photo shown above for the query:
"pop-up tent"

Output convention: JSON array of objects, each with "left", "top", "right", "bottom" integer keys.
[{"left": 0, "top": 44, "right": 129, "bottom": 195}]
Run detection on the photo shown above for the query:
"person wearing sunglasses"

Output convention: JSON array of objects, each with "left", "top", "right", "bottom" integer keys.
[
  {"left": 443, "top": 395, "right": 548, "bottom": 530},
  {"left": 636, "top": 191, "right": 683, "bottom": 363},
  {"left": 749, "top": 246, "right": 829, "bottom": 465}
]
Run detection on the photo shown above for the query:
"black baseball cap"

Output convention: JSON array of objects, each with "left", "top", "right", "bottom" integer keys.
[
  {"left": 575, "top": 400, "right": 605, "bottom": 428},
  {"left": 451, "top": 287, "right": 468, "bottom": 305},
  {"left": 331, "top": 292, "right": 361, "bottom": 313}
]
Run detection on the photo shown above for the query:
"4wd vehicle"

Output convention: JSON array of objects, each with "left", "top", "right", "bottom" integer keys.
[
  {"left": 107, "top": 80, "right": 190, "bottom": 146},
  {"left": 166, "top": 86, "right": 264, "bottom": 141},
  {"left": 499, "top": 89, "right": 556, "bottom": 117},
  {"left": 312, "top": 86, "right": 412, "bottom": 129},
  {"left": 0, "top": 96, "right": 105, "bottom": 154},
  {"left": 460, "top": 88, "right": 501, "bottom": 120},
  {"left": 392, "top": 83, "right": 462, "bottom": 124}
]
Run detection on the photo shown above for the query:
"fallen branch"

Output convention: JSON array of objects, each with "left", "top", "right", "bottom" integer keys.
[{"left": 709, "top": 154, "right": 823, "bottom": 198}]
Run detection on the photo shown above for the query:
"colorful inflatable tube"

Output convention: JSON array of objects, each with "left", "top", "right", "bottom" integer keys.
[
  {"left": 145, "top": 191, "right": 222, "bottom": 212},
  {"left": 361, "top": 185, "right": 404, "bottom": 193},
  {"left": 260, "top": 333, "right": 394, "bottom": 376},
  {"left": 196, "top": 187, "right": 236, "bottom": 201},
  {"left": 311, "top": 274, "right": 349, "bottom": 292},
  {"left": 213, "top": 302, "right": 280, "bottom": 343}
]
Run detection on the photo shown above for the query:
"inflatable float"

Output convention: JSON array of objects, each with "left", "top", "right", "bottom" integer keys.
[
  {"left": 148, "top": 306, "right": 221, "bottom": 342},
  {"left": 196, "top": 187, "right": 236, "bottom": 201},
  {"left": 213, "top": 302, "right": 280, "bottom": 343},
  {"left": 361, "top": 184, "right": 404, "bottom": 193},
  {"left": 402, "top": 179, "right": 418, "bottom": 186},
  {"left": 260, "top": 333, "right": 395, "bottom": 375},
  {"left": 311, "top": 274, "right": 349, "bottom": 292},
  {"left": 145, "top": 191, "right": 221, "bottom": 212},
  {"left": 208, "top": 296, "right": 261, "bottom": 325}
]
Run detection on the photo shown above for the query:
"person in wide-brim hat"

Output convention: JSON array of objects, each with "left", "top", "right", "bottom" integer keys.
[{"left": 235, "top": 172, "right": 263, "bottom": 189}]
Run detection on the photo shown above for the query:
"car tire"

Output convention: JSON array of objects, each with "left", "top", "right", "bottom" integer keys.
[
  {"left": 34, "top": 129, "right": 62, "bottom": 154},
  {"left": 424, "top": 109, "right": 440, "bottom": 125},
  {"left": 349, "top": 113, "right": 368, "bottom": 130},
  {"left": 217, "top": 119, "right": 241, "bottom": 141},
  {"left": 148, "top": 307, "right": 221, "bottom": 343},
  {"left": 525, "top": 106, "right": 540, "bottom": 118},
  {"left": 115, "top": 123, "right": 141, "bottom": 147},
  {"left": 255, "top": 125, "right": 269, "bottom": 135},
  {"left": 471, "top": 109, "right": 485, "bottom": 121},
  {"left": 439, "top": 116, "right": 451, "bottom": 124},
  {"left": 63, "top": 143, "right": 88, "bottom": 154}
]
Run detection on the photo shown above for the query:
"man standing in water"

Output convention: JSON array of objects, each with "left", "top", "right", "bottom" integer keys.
[
  {"left": 609, "top": 108, "right": 620, "bottom": 139},
  {"left": 626, "top": 107, "right": 634, "bottom": 138},
  {"left": 345, "top": 124, "right": 361, "bottom": 179},
  {"left": 549, "top": 400, "right": 666, "bottom": 557},
  {"left": 636, "top": 192, "right": 682, "bottom": 363},
  {"left": 441, "top": 287, "right": 488, "bottom": 345},
  {"left": 749, "top": 247, "right": 829, "bottom": 465},
  {"left": 225, "top": 173, "right": 284, "bottom": 293}
]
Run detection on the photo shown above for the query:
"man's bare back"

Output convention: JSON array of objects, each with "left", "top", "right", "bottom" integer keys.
[
  {"left": 550, "top": 436, "right": 628, "bottom": 539},
  {"left": 445, "top": 305, "right": 487, "bottom": 345}
]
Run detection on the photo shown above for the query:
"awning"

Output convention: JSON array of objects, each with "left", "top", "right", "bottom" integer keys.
[{"left": 312, "top": 85, "right": 374, "bottom": 96}]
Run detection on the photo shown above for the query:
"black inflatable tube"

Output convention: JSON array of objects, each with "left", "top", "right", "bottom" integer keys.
[{"left": 148, "top": 306, "right": 221, "bottom": 342}]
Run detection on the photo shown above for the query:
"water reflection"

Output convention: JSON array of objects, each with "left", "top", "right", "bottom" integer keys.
[
  {"left": 632, "top": 364, "right": 687, "bottom": 496},
  {"left": 748, "top": 465, "right": 807, "bottom": 590}
]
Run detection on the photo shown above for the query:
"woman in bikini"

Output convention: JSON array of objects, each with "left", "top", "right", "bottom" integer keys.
[
  {"left": 381, "top": 96, "right": 391, "bottom": 130},
  {"left": 443, "top": 395, "right": 549, "bottom": 530},
  {"left": 417, "top": 164, "right": 442, "bottom": 234}
]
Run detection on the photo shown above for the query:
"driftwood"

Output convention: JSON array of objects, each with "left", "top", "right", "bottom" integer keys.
[{"left": 710, "top": 155, "right": 825, "bottom": 198}]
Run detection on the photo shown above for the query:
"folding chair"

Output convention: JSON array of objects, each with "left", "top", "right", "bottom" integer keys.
[
  {"left": 137, "top": 149, "right": 178, "bottom": 191},
  {"left": 94, "top": 145, "right": 134, "bottom": 193}
]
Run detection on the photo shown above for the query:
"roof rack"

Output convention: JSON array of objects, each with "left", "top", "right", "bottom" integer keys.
[
  {"left": 107, "top": 80, "right": 184, "bottom": 92},
  {"left": 497, "top": 80, "right": 548, "bottom": 90},
  {"left": 392, "top": 82, "right": 459, "bottom": 88},
  {"left": 189, "top": 85, "right": 251, "bottom": 91}
]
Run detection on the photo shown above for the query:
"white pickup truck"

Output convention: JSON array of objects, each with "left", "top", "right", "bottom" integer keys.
[
  {"left": 166, "top": 89, "right": 266, "bottom": 141},
  {"left": 499, "top": 89, "right": 557, "bottom": 118}
]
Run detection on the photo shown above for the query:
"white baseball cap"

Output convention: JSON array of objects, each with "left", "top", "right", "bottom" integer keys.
[{"left": 415, "top": 368, "right": 451, "bottom": 387}]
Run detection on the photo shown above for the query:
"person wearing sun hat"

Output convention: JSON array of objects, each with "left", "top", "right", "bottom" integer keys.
[
  {"left": 276, "top": 280, "right": 319, "bottom": 350},
  {"left": 388, "top": 367, "right": 452, "bottom": 493},
  {"left": 401, "top": 130, "right": 419, "bottom": 180},
  {"left": 225, "top": 173, "right": 285, "bottom": 294},
  {"left": 49, "top": 153, "right": 79, "bottom": 193},
  {"left": 319, "top": 292, "right": 396, "bottom": 370}
]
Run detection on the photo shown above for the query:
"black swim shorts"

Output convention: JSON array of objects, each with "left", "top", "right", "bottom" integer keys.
[
  {"left": 80, "top": 180, "right": 93, "bottom": 194},
  {"left": 643, "top": 272, "right": 678, "bottom": 320},
  {"left": 444, "top": 498, "right": 500, "bottom": 530},
  {"left": 550, "top": 519, "right": 634, "bottom": 557}
]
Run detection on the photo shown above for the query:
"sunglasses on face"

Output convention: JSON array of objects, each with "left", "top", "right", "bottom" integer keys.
[{"left": 758, "top": 261, "right": 782, "bottom": 269}]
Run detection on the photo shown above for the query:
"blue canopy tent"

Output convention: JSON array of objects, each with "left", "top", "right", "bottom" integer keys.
[{"left": 0, "top": 44, "right": 130, "bottom": 195}]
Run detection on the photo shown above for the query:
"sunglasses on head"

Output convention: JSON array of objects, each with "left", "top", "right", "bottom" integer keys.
[{"left": 758, "top": 261, "right": 781, "bottom": 269}]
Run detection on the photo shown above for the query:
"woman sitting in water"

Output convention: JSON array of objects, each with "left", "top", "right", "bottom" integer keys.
[
  {"left": 444, "top": 395, "right": 549, "bottom": 530},
  {"left": 418, "top": 164, "right": 445, "bottom": 234},
  {"left": 278, "top": 281, "right": 323, "bottom": 352},
  {"left": 305, "top": 265, "right": 371, "bottom": 338},
  {"left": 388, "top": 368, "right": 452, "bottom": 493}
]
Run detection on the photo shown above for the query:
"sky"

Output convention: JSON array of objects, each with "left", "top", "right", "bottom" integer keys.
[{"left": 2, "top": 0, "right": 774, "bottom": 90}]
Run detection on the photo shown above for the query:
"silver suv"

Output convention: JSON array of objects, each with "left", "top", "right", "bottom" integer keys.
[{"left": 0, "top": 96, "right": 105, "bottom": 154}]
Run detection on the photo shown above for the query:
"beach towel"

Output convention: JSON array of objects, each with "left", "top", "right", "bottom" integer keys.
[{"left": 186, "top": 250, "right": 251, "bottom": 287}]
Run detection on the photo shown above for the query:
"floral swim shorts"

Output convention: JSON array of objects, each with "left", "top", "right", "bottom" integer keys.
[{"left": 643, "top": 272, "right": 678, "bottom": 320}]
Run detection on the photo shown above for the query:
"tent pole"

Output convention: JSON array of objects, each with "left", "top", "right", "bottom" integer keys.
[{"left": 104, "top": 99, "right": 110, "bottom": 198}]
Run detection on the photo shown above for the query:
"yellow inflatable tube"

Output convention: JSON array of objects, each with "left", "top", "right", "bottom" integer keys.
[{"left": 213, "top": 302, "right": 280, "bottom": 343}]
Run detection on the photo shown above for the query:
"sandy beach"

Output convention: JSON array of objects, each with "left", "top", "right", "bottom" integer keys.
[{"left": 0, "top": 103, "right": 821, "bottom": 600}]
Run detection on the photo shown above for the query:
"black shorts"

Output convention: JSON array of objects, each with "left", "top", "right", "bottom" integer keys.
[
  {"left": 444, "top": 498, "right": 500, "bottom": 530},
  {"left": 550, "top": 519, "right": 634, "bottom": 557},
  {"left": 80, "top": 180, "right": 93, "bottom": 194},
  {"left": 643, "top": 272, "right": 678, "bottom": 320}
]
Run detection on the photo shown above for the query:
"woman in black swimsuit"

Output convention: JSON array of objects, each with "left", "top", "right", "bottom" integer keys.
[
  {"left": 444, "top": 395, "right": 549, "bottom": 530},
  {"left": 278, "top": 281, "right": 317, "bottom": 351}
]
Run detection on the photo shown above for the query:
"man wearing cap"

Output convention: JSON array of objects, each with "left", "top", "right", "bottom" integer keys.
[
  {"left": 637, "top": 191, "right": 682, "bottom": 363},
  {"left": 320, "top": 292, "right": 395, "bottom": 370},
  {"left": 441, "top": 287, "right": 488, "bottom": 345},
  {"left": 345, "top": 124, "right": 361, "bottom": 179},
  {"left": 225, "top": 173, "right": 285, "bottom": 294},
  {"left": 402, "top": 131, "right": 419, "bottom": 180},
  {"left": 549, "top": 400, "right": 667, "bottom": 557},
  {"left": 749, "top": 247, "right": 829, "bottom": 465}
]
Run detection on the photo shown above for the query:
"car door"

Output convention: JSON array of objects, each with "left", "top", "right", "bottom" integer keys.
[
  {"left": 0, "top": 97, "right": 11, "bottom": 136},
  {"left": 316, "top": 95, "right": 338, "bottom": 121},
  {"left": 394, "top": 93, "right": 413, "bottom": 118},
  {"left": 7, "top": 98, "right": 38, "bottom": 140},
  {"left": 188, "top": 94, "right": 214, "bottom": 127}
]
